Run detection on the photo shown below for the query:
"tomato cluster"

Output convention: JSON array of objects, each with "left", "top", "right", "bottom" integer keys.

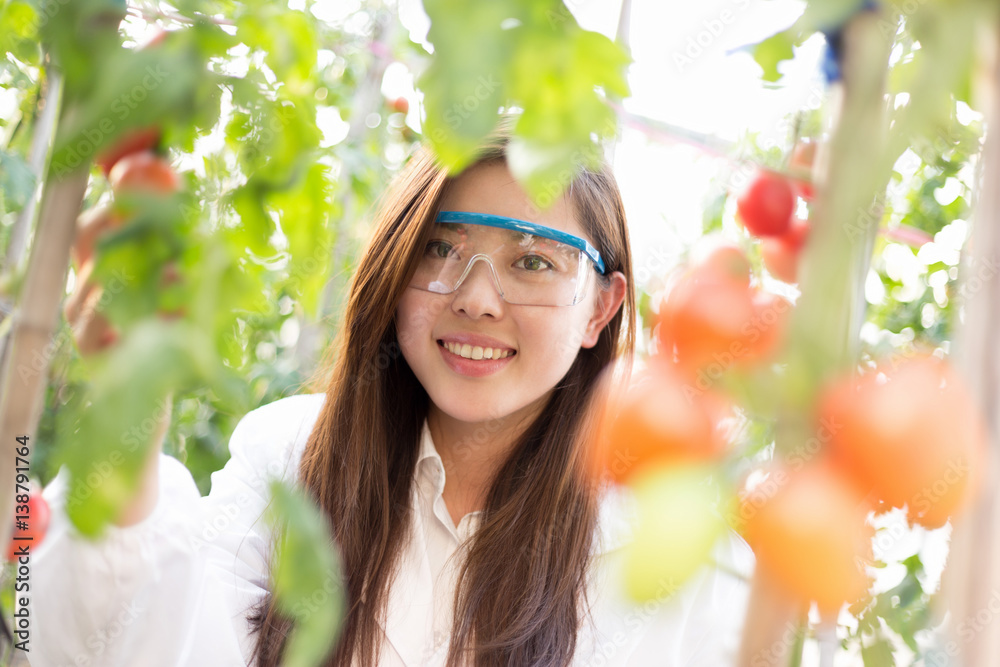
[
  {"left": 586, "top": 243, "right": 796, "bottom": 602},
  {"left": 585, "top": 158, "right": 988, "bottom": 612},
  {"left": 737, "top": 138, "right": 817, "bottom": 284}
]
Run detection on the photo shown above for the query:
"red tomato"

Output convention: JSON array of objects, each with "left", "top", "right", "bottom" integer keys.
[
  {"left": 390, "top": 96, "right": 409, "bottom": 114},
  {"left": 761, "top": 218, "right": 810, "bottom": 284},
  {"left": 109, "top": 152, "right": 180, "bottom": 194},
  {"left": 7, "top": 490, "right": 51, "bottom": 561},
  {"left": 95, "top": 127, "right": 162, "bottom": 177},
  {"left": 737, "top": 170, "right": 795, "bottom": 237},
  {"left": 587, "top": 367, "right": 726, "bottom": 486},
  {"left": 742, "top": 462, "right": 873, "bottom": 612},
  {"left": 818, "top": 355, "right": 989, "bottom": 528}
]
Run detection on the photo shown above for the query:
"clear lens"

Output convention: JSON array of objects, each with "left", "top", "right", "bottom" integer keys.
[{"left": 410, "top": 222, "right": 592, "bottom": 306}]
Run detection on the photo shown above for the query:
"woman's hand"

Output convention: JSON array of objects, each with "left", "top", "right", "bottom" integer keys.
[{"left": 63, "top": 205, "right": 122, "bottom": 355}]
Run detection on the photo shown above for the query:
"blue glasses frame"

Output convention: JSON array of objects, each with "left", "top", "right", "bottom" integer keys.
[{"left": 434, "top": 211, "right": 607, "bottom": 275}]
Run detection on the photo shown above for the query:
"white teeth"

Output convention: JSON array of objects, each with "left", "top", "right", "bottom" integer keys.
[{"left": 443, "top": 341, "right": 513, "bottom": 360}]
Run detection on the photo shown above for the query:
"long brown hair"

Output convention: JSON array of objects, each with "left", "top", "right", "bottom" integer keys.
[{"left": 249, "top": 117, "right": 636, "bottom": 667}]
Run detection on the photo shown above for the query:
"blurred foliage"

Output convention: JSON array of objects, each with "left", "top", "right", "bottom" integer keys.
[
  {"left": 266, "top": 479, "right": 346, "bottom": 667},
  {"left": 0, "top": 0, "right": 630, "bottom": 662}
]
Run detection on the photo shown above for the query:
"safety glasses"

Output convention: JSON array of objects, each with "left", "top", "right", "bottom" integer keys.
[{"left": 408, "top": 211, "right": 607, "bottom": 307}]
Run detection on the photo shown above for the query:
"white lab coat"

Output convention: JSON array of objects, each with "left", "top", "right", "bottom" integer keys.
[{"left": 28, "top": 393, "right": 754, "bottom": 666}]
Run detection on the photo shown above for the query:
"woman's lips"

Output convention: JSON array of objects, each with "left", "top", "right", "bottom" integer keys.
[{"left": 437, "top": 340, "right": 516, "bottom": 377}]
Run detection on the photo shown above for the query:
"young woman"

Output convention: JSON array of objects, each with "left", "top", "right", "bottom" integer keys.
[{"left": 32, "top": 118, "right": 753, "bottom": 666}]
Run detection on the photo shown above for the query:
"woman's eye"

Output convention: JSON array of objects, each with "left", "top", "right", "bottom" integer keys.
[
  {"left": 426, "top": 240, "right": 454, "bottom": 258},
  {"left": 516, "top": 255, "right": 554, "bottom": 272}
]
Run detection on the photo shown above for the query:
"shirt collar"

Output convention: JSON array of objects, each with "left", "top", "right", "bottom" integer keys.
[
  {"left": 415, "top": 419, "right": 632, "bottom": 554},
  {"left": 416, "top": 419, "right": 445, "bottom": 491}
]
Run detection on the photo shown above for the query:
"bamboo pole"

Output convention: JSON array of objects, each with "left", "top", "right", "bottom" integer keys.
[
  {"left": 0, "top": 168, "right": 89, "bottom": 549},
  {"left": 937, "top": 20, "right": 1000, "bottom": 666}
]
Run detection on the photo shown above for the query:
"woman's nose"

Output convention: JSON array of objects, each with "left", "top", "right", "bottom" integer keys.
[{"left": 450, "top": 256, "right": 505, "bottom": 319}]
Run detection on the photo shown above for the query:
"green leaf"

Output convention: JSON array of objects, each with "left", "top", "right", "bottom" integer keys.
[
  {"left": 0, "top": 150, "right": 35, "bottom": 212},
  {"left": 751, "top": 30, "right": 796, "bottom": 83},
  {"left": 419, "top": 0, "right": 629, "bottom": 189},
  {"left": 55, "top": 320, "right": 221, "bottom": 536},
  {"left": 860, "top": 635, "right": 895, "bottom": 667},
  {"left": 0, "top": 0, "right": 40, "bottom": 64},
  {"left": 266, "top": 480, "right": 346, "bottom": 667}
]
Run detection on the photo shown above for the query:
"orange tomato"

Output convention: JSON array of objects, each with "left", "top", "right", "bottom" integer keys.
[
  {"left": 7, "top": 489, "right": 51, "bottom": 561},
  {"left": 109, "top": 151, "right": 180, "bottom": 194},
  {"left": 689, "top": 241, "right": 752, "bottom": 288},
  {"left": 390, "top": 96, "right": 410, "bottom": 114},
  {"left": 818, "top": 354, "right": 988, "bottom": 528},
  {"left": 742, "top": 462, "right": 873, "bottom": 612},
  {"left": 657, "top": 253, "right": 756, "bottom": 374},
  {"left": 657, "top": 245, "right": 791, "bottom": 373},
  {"left": 587, "top": 367, "right": 726, "bottom": 486},
  {"left": 761, "top": 218, "right": 810, "bottom": 284},
  {"left": 95, "top": 127, "right": 161, "bottom": 177},
  {"left": 741, "top": 291, "right": 792, "bottom": 365}
]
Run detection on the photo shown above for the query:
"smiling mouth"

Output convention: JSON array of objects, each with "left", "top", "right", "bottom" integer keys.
[{"left": 437, "top": 340, "right": 517, "bottom": 360}]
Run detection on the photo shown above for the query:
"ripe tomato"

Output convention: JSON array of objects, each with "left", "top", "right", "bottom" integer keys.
[
  {"left": 109, "top": 151, "right": 180, "bottom": 194},
  {"left": 736, "top": 170, "right": 795, "bottom": 238},
  {"left": 818, "top": 355, "right": 988, "bottom": 528},
  {"left": 742, "top": 463, "right": 873, "bottom": 612},
  {"left": 390, "top": 96, "right": 410, "bottom": 114},
  {"left": 689, "top": 241, "right": 752, "bottom": 288},
  {"left": 761, "top": 218, "right": 810, "bottom": 284},
  {"left": 7, "top": 489, "right": 51, "bottom": 561},
  {"left": 742, "top": 291, "right": 792, "bottom": 364},
  {"left": 657, "top": 256, "right": 756, "bottom": 373},
  {"left": 95, "top": 127, "right": 161, "bottom": 177},
  {"left": 623, "top": 462, "right": 731, "bottom": 602},
  {"left": 587, "top": 367, "right": 726, "bottom": 486},
  {"left": 789, "top": 139, "right": 817, "bottom": 200}
]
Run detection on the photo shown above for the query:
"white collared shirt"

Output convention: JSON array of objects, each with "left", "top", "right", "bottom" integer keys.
[{"left": 29, "top": 393, "right": 753, "bottom": 667}]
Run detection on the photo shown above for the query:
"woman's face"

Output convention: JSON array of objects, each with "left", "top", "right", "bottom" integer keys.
[{"left": 396, "top": 162, "right": 627, "bottom": 426}]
